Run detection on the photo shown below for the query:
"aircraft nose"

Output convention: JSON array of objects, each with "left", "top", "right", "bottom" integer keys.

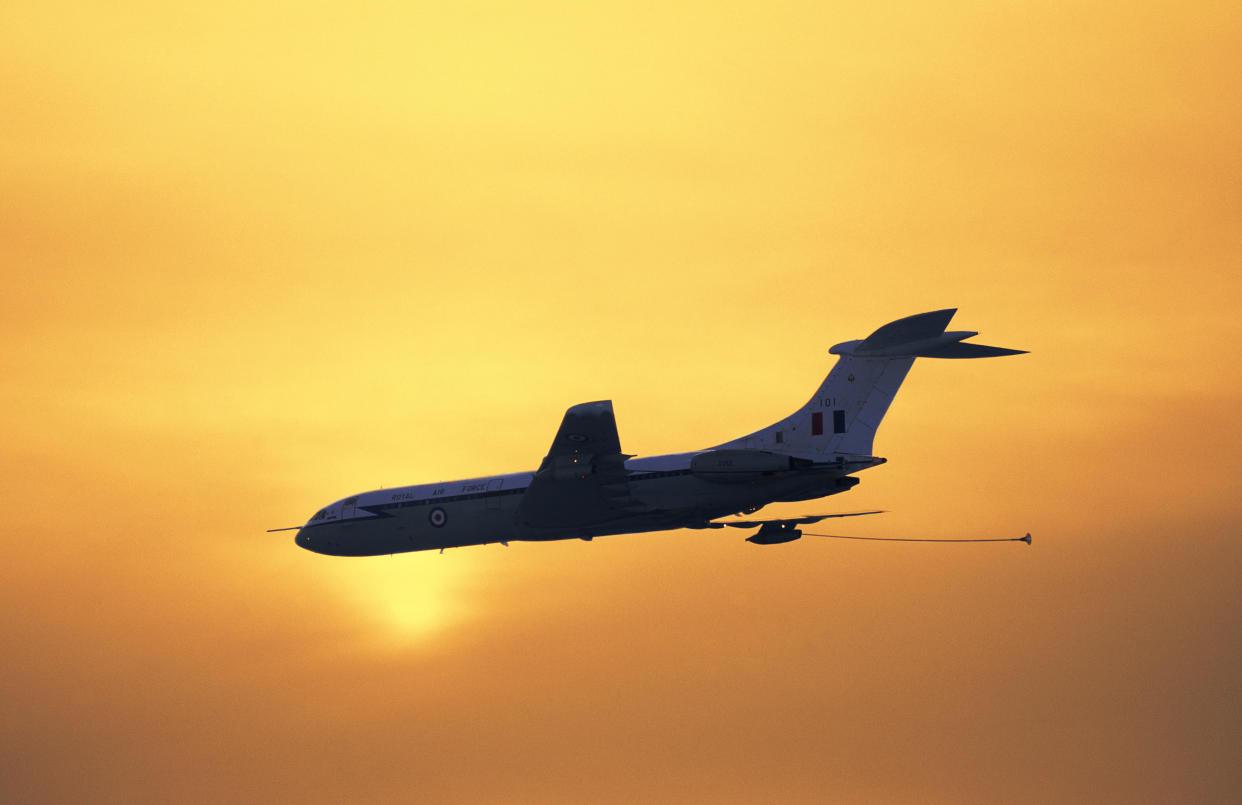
[{"left": 294, "top": 528, "right": 337, "bottom": 555}]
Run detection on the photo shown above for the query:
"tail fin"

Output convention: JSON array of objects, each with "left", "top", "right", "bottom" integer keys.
[{"left": 716, "top": 309, "right": 1025, "bottom": 458}]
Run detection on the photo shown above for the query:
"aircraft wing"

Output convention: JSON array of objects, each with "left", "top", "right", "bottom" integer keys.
[
  {"left": 703, "top": 511, "right": 885, "bottom": 529},
  {"left": 516, "top": 400, "right": 641, "bottom": 530}
]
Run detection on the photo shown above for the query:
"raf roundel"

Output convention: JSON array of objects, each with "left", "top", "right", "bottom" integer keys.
[{"left": 429, "top": 507, "right": 447, "bottom": 528}]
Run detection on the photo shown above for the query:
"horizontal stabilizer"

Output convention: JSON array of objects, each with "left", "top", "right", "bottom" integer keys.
[
  {"left": 858, "top": 308, "right": 957, "bottom": 351},
  {"left": 831, "top": 309, "right": 1026, "bottom": 359},
  {"left": 917, "top": 342, "right": 1028, "bottom": 358}
]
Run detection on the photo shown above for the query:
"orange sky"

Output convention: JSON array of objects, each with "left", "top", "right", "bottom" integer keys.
[{"left": 3, "top": 2, "right": 1241, "bottom": 802}]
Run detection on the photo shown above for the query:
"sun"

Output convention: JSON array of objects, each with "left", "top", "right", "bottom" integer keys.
[{"left": 334, "top": 555, "right": 475, "bottom": 647}]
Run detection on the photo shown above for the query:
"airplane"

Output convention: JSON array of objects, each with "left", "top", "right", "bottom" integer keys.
[{"left": 283, "top": 309, "right": 1025, "bottom": 556}]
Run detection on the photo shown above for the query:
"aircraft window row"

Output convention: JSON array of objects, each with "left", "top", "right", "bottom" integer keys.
[{"left": 371, "top": 487, "right": 526, "bottom": 511}]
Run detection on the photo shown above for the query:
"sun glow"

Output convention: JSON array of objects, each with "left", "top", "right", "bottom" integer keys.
[{"left": 331, "top": 555, "right": 475, "bottom": 646}]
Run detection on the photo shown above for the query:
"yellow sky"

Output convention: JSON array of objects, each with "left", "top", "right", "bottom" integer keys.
[{"left": 3, "top": 2, "right": 1241, "bottom": 802}]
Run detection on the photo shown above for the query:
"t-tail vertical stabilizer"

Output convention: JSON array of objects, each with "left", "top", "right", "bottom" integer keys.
[{"left": 715, "top": 309, "right": 1025, "bottom": 458}]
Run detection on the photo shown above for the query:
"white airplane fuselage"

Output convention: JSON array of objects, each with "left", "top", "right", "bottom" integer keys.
[{"left": 294, "top": 452, "right": 876, "bottom": 556}]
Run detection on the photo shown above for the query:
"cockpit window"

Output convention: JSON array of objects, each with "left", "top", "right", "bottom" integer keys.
[{"left": 311, "top": 509, "right": 328, "bottom": 521}]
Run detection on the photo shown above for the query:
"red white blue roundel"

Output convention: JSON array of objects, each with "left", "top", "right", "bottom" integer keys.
[{"left": 429, "top": 507, "right": 447, "bottom": 528}]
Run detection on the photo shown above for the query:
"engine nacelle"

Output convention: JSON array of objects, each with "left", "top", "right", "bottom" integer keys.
[
  {"left": 772, "top": 474, "right": 859, "bottom": 502},
  {"left": 690, "top": 449, "right": 809, "bottom": 483}
]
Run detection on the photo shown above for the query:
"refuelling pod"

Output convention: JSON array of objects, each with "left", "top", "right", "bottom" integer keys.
[
  {"left": 746, "top": 523, "right": 803, "bottom": 545},
  {"left": 690, "top": 449, "right": 812, "bottom": 483}
]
